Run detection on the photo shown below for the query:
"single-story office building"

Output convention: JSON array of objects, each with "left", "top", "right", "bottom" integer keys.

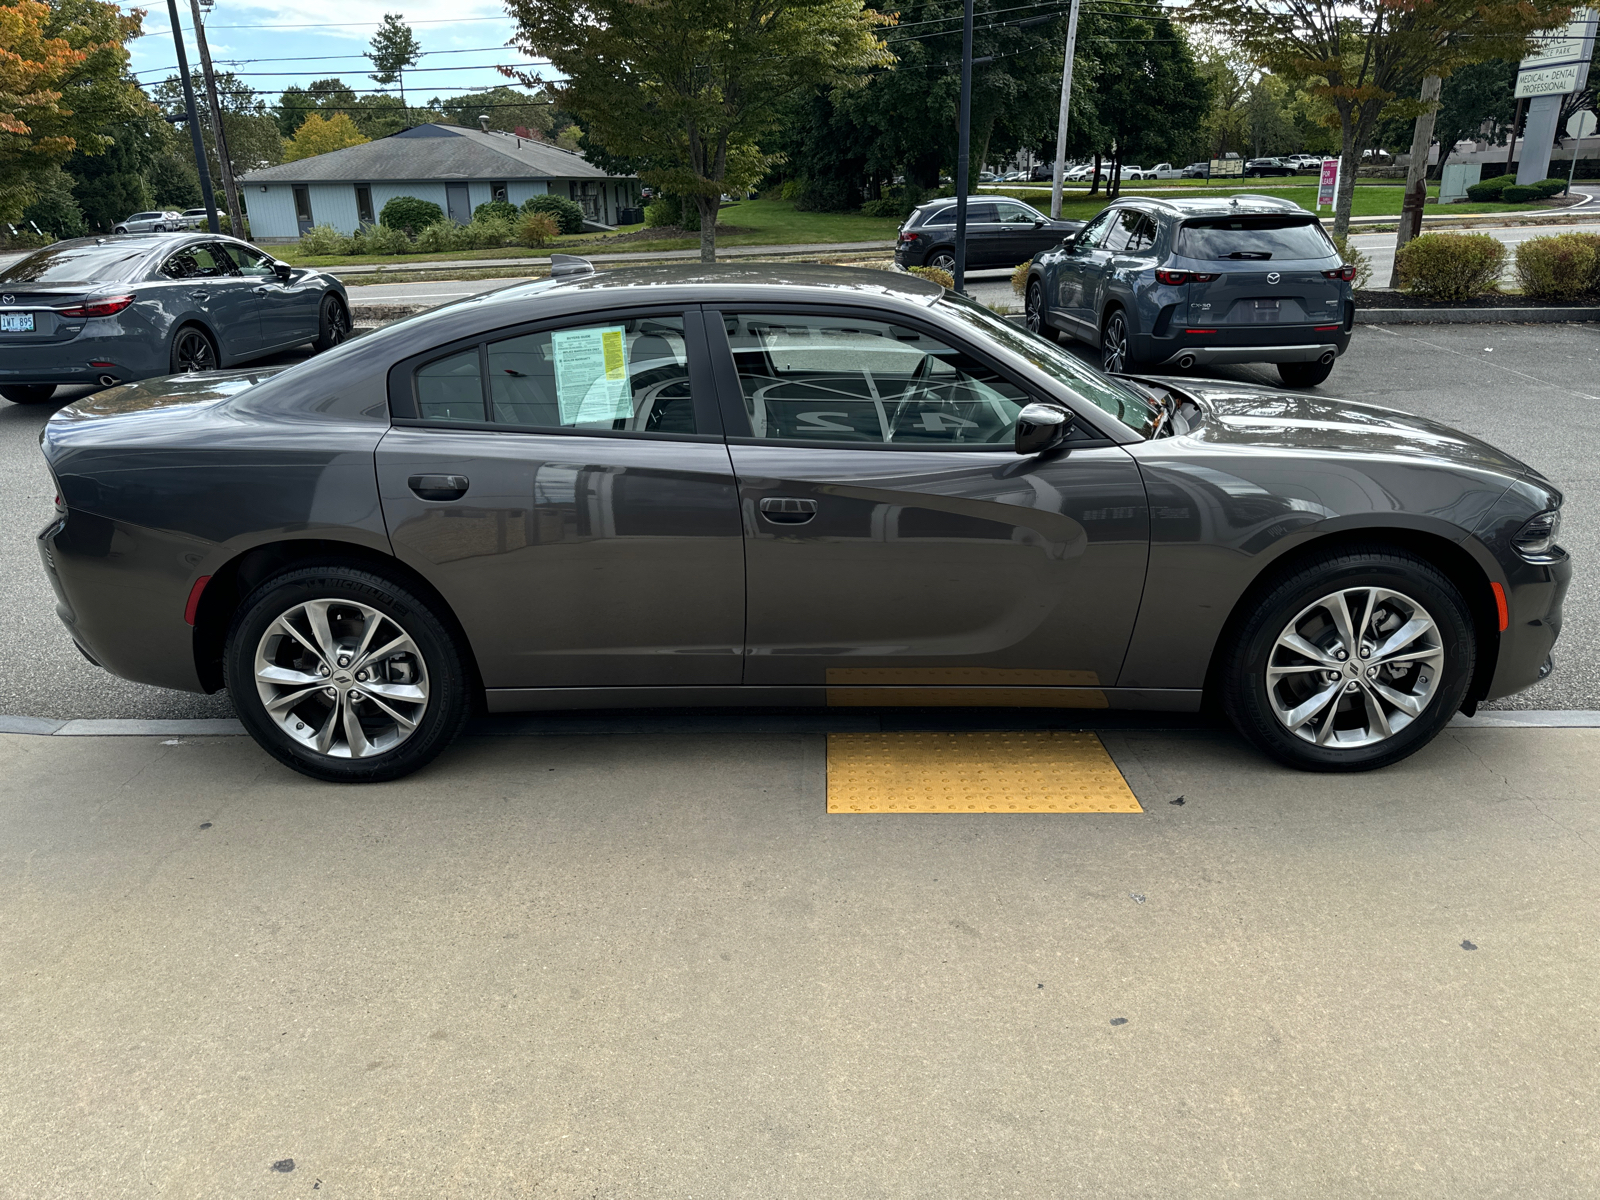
[{"left": 239, "top": 122, "right": 639, "bottom": 242}]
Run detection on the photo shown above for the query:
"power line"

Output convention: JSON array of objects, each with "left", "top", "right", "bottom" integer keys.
[
  {"left": 136, "top": 14, "right": 513, "bottom": 37},
  {"left": 140, "top": 61, "right": 548, "bottom": 79},
  {"left": 135, "top": 44, "right": 520, "bottom": 74}
]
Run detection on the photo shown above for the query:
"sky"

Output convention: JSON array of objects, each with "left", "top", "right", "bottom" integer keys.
[{"left": 125, "top": 0, "right": 552, "bottom": 113}]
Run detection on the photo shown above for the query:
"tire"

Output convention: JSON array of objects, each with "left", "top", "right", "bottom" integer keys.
[
  {"left": 313, "top": 292, "right": 350, "bottom": 351},
  {"left": 225, "top": 565, "right": 472, "bottom": 783},
  {"left": 0, "top": 384, "right": 57, "bottom": 405},
  {"left": 1219, "top": 546, "right": 1475, "bottom": 772},
  {"left": 1278, "top": 358, "right": 1335, "bottom": 388},
  {"left": 113, "top": 226, "right": 127, "bottom": 234},
  {"left": 1025, "top": 279, "right": 1059, "bottom": 342},
  {"left": 1100, "top": 308, "right": 1138, "bottom": 373},
  {"left": 170, "top": 324, "right": 218, "bottom": 374},
  {"left": 925, "top": 248, "right": 957, "bottom": 275}
]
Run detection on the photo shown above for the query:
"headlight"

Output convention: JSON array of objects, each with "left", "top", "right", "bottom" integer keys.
[{"left": 1513, "top": 509, "right": 1562, "bottom": 561}]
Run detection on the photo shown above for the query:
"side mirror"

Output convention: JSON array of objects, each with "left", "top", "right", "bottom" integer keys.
[
  {"left": 1015, "top": 402, "right": 1074, "bottom": 455},
  {"left": 271, "top": 260, "right": 292, "bottom": 281},
  {"left": 1033, "top": 218, "right": 1047, "bottom": 228},
  {"left": 1060, "top": 234, "right": 1078, "bottom": 251}
]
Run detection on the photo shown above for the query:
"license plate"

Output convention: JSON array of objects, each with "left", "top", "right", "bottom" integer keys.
[
  {"left": 1, "top": 312, "right": 34, "bottom": 333},
  {"left": 1254, "top": 299, "right": 1280, "bottom": 310}
]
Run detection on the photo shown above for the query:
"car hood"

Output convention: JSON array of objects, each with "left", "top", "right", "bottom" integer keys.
[
  {"left": 53, "top": 368, "right": 284, "bottom": 422},
  {"left": 1147, "top": 378, "right": 1538, "bottom": 479}
]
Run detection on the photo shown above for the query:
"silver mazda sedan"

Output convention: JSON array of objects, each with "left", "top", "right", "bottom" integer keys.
[
  {"left": 1, "top": 233, "right": 349, "bottom": 405},
  {"left": 36, "top": 263, "right": 1568, "bottom": 782}
]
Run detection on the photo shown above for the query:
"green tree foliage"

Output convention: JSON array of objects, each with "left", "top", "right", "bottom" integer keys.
[
  {"left": 21, "top": 164, "right": 84, "bottom": 236},
  {"left": 274, "top": 78, "right": 410, "bottom": 140},
  {"left": 506, "top": 0, "right": 894, "bottom": 262},
  {"left": 146, "top": 150, "right": 201, "bottom": 207},
  {"left": 367, "top": 13, "right": 423, "bottom": 114},
  {"left": 1092, "top": 15, "right": 1210, "bottom": 193},
  {"left": 63, "top": 111, "right": 160, "bottom": 230},
  {"left": 432, "top": 86, "right": 555, "bottom": 135},
  {"left": 153, "top": 70, "right": 283, "bottom": 183},
  {"left": 1185, "top": 0, "right": 1576, "bottom": 236},
  {"left": 283, "top": 112, "right": 369, "bottom": 161}
]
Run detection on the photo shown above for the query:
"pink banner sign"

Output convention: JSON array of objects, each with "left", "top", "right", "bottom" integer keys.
[{"left": 1318, "top": 158, "right": 1339, "bottom": 207}]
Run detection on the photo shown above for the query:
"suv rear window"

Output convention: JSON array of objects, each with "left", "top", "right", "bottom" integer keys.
[{"left": 1176, "top": 217, "right": 1334, "bottom": 261}]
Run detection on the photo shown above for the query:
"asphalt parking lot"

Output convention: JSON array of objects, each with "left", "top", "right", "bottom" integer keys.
[{"left": 2, "top": 315, "right": 1589, "bottom": 722}]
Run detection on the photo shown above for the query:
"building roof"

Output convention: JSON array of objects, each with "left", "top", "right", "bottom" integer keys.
[{"left": 240, "top": 123, "right": 623, "bottom": 185}]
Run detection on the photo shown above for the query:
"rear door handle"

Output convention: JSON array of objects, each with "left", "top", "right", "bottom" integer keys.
[
  {"left": 408, "top": 474, "right": 470, "bottom": 501},
  {"left": 759, "top": 496, "right": 817, "bottom": 524},
  {"left": 187, "top": 290, "right": 208, "bottom": 300}
]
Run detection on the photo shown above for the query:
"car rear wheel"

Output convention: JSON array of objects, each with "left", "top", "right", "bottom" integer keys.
[
  {"left": 925, "top": 248, "right": 957, "bottom": 275},
  {"left": 1025, "top": 279, "right": 1059, "bottom": 342},
  {"left": 1278, "top": 359, "right": 1335, "bottom": 388},
  {"left": 313, "top": 293, "right": 350, "bottom": 351},
  {"left": 170, "top": 325, "right": 217, "bottom": 374},
  {"left": 225, "top": 565, "right": 471, "bottom": 783},
  {"left": 0, "top": 384, "right": 57, "bottom": 405},
  {"left": 1100, "top": 309, "right": 1137, "bottom": 373},
  {"left": 1220, "top": 547, "right": 1474, "bottom": 772}
]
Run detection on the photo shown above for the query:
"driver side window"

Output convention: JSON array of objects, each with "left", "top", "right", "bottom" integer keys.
[
  {"left": 1075, "top": 211, "right": 1116, "bottom": 250},
  {"left": 724, "top": 312, "right": 1029, "bottom": 447},
  {"left": 221, "top": 243, "right": 277, "bottom": 277}
]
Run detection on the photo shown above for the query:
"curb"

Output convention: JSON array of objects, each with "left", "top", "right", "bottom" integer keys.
[
  {"left": 3, "top": 711, "right": 1597, "bottom": 738},
  {"left": 323, "top": 240, "right": 890, "bottom": 279},
  {"left": 1356, "top": 306, "right": 1600, "bottom": 324}
]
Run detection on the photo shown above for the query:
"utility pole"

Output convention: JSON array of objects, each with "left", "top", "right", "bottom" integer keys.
[
  {"left": 164, "top": 0, "right": 219, "bottom": 234},
  {"left": 1389, "top": 73, "right": 1441, "bottom": 288},
  {"left": 952, "top": 0, "right": 974, "bottom": 292},
  {"left": 1049, "top": 0, "right": 1082, "bottom": 220},
  {"left": 188, "top": 0, "right": 245, "bottom": 239}
]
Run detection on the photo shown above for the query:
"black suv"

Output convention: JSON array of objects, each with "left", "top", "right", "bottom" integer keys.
[
  {"left": 894, "top": 198, "right": 1083, "bottom": 273},
  {"left": 1021, "top": 194, "right": 1356, "bottom": 388}
]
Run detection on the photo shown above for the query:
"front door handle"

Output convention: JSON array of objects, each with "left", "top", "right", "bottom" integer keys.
[
  {"left": 408, "top": 474, "right": 469, "bottom": 501},
  {"left": 759, "top": 496, "right": 817, "bottom": 524},
  {"left": 187, "top": 289, "right": 209, "bottom": 300}
]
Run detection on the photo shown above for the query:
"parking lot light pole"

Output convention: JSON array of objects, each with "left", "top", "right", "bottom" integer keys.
[
  {"left": 1049, "top": 0, "right": 1081, "bottom": 220},
  {"left": 952, "top": 0, "right": 974, "bottom": 292},
  {"left": 165, "top": 0, "right": 220, "bottom": 234}
]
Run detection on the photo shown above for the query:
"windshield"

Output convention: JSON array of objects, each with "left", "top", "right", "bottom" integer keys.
[
  {"left": 934, "top": 292, "right": 1161, "bottom": 437},
  {"left": 0, "top": 242, "right": 151, "bottom": 284},
  {"left": 1176, "top": 217, "right": 1335, "bottom": 261}
]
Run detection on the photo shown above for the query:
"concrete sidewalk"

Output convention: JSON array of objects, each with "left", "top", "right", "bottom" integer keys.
[{"left": 2, "top": 726, "right": 1597, "bottom": 1197}]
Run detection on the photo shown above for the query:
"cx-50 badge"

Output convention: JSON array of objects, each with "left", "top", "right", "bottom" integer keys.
[{"left": 1266, "top": 272, "right": 1280, "bottom": 284}]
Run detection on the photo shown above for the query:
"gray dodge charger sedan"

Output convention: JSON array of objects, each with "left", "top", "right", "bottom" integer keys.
[
  {"left": 36, "top": 263, "right": 1568, "bottom": 782},
  {"left": 1, "top": 232, "right": 349, "bottom": 404}
]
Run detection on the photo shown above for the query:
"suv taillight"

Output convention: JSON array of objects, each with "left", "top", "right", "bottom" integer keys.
[
  {"left": 57, "top": 294, "right": 136, "bottom": 317},
  {"left": 899, "top": 230, "right": 921, "bottom": 245},
  {"left": 1324, "top": 264, "right": 1357, "bottom": 282},
  {"left": 1154, "top": 270, "right": 1218, "bottom": 285}
]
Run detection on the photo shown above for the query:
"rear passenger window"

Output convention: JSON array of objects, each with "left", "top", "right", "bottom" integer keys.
[{"left": 408, "top": 316, "right": 697, "bottom": 434}]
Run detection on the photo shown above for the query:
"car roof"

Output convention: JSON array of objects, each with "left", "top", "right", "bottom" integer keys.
[
  {"left": 498, "top": 262, "right": 945, "bottom": 306},
  {"left": 1106, "top": 193, "right": 1312, "bottom": 219}
]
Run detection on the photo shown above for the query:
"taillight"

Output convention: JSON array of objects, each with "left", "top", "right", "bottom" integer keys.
[
  {"left": 1324, "top": 265, "right": 1357, "bottom": 282},
  {"left": 57, "top": 294, "right": 136, "bottom": 318},
  {"left": 1155, "top": 269, "right": 1218, "bottom": 285},
  {"left": 900, "top": 231, "right": 920, "bottom": 244}
]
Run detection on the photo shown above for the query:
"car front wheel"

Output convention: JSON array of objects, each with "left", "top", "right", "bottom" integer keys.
[
  {"left": 225, "top": 565, "right": 472, "bottom": 782},
  {"left": 0, "top": 384, "right": 57, "bottom": 405},
  {"left": 1220, "top": 547, "right": 1474, "bottom": 772},
  {"left": 1025, "top": 279, "right": 1059, "bottom": 342}
]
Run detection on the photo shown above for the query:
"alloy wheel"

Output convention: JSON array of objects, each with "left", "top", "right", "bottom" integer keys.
[
  {"left": 1265, "top": 586, "right": 1444, "bottom": 749},
  {"left": 253, "top": 598, "right": 430, "bottom": 759},
  {"left": 174, "top": 329, "right": 216, "bottom": 373},
  {"left": 325, "top": 299, "right": 350, "bottom": 346},
  {"left": 1101, "top": 312, "right": 1128, "bottom": 373},
  {"left": 1026, "top": 281, "right": 1046, "bottom": 334},
  {"left": 928, "top": 251, "right": 956, "bottom": 275}
]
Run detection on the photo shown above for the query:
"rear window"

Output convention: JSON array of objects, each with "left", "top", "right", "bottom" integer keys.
[
  {"left": 1176, "top": 217, "right": 1335, "bottom": 262},
  {"left": 0, "top": 243, "right": 151, "bottom": 284}
]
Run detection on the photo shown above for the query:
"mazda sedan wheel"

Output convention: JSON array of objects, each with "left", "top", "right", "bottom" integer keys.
[
  {"left": 1221, "top": 547, "right": 1474, "bottom": 771},
  {"left": 226, "top": 566, "right": 470, "bottom": 782},
  {"left": 170, "top": 326, "right": 217, "bottom": 374}
]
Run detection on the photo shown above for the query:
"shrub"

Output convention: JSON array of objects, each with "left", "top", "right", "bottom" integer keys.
[
  {"left": 1465, "top": 173, "right": 1516, "bottom": 202},
  {"left": 1395, "top": 232, "right": 1506, "bottom": 300},
  {"left": 1330, "top": 233, "right": 1374, "bottom": 290},
  {"left": 1502, "top": 185, "right": 1541, "bottom": 203},
  {"left": 908, "top": 265, "right": 953, "bottom": 289},
  {"left": 1533, "top": 178, "right": 1569, "bottom": 198},
  {"left": 1010, "top": 260, "right": 1032, "bottom": 296},
  {"left": 861, "top": 196, "right": 900, "bottom": 219},
  {"left": 378, "top": 195, "right": 445, "bottom": 234},
  {"left": 462, "top": 215, "right": 512, "bottom": 250},
  {"left": 473, "top": 199, "right": 518, "bottom": 223},
  {"left": 516, "top": 211, "right": 560, "bottom": 247},
  {"left": 364, "top": 223, "right": 413, "bottom": 255},
  {"left": 1560, "top": 232, "right": 1600, "bottom": 293},
  {"left": 297, "top": 223, "right": 345, "bottom": 256},
  {"left": 644, "top": 196, "right": 681, "bottom": 227},
  {"left": 413, "top": 221, "right": 465, "bottom": 253},
  {"left": 1514, "top": 234, "right": 1600, "bottom": 300},
  {"left": 521, "top": 193, "right": 585, "bottom": 234}
]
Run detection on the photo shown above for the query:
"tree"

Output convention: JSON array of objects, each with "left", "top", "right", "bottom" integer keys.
[
  {"left": 65, "top": 111, "right": 162, "bottom": 229},
  {"left": 275, "top": 78, "right": 409, "bottom": 140},
  {"left": 506, "top": 0, "right": 894, "bottom": 262},
  {"left": 21, "top": 164, "right": 84, "bottom": 236},
  {"left": 0, "top": 0, "right": 144, "bottom": 222},
  {"left": 431, "top": 85, "right": 555, "bottom": 136},
  {"left": 367, "top": 13, "right": 422, "bottom": 121},
  {"left": 146, "top": 150, "right": 201, "bottom": 207},
  {"left": 283, "top": 111, "right": 370, "bottom": 161},
  {"left": 1185, "top": 0, "right": 1578, "bottom": 236},
  {"left": 153, "top": 70, "right": 283, "bottom": 182}
]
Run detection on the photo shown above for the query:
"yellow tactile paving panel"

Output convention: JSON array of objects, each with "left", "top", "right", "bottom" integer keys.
[{"left": 826, "top": 731, "right": 1143, "bottom": 814}]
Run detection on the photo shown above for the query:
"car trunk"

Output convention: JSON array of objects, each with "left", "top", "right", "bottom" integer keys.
[
  {"left": 1176, "top": 216, "right": 1345, "bottom": 333},
  {"left": 0, "top": 286, "right": 96, "bottom": 345}
]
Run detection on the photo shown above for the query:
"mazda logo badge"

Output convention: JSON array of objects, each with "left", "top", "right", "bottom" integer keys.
[
  {"left": 1266, "top": 272, "right": 1280, "bottom": 285},
  {"left": 1, "top": 295, "right": 12, "bottom": 305}
]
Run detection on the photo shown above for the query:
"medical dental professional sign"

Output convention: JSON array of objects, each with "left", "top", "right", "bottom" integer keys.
[{"left": 1517, "top": 8, "right": 1598, "bottom": 99}]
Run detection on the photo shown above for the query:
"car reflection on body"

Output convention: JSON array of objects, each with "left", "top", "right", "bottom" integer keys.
[
  {"left": 0, "top": 232, "right": 350, "bottom": 405},
  {"left": 36, "top": 262, "right": 1568, "bottom": 782}
]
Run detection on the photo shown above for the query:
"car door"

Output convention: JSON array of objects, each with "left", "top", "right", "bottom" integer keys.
[
  {"left": 375, "top": 308, "right": 746, "bottom": 695},
  {"left": 991, "top": 199, "right": 1052, "bottom": 263},
  {"left": 1058, "top": 209, "right": 1120, "bottom": 332},
  {"left": 959, "top": 201, "right": 1001, "bottom": 267},
  {"left": 144, "top": 241, "right": 263, "bottom": 361},
  {"left": 1088, "top": 210, "right": 1157, "bottom": 328},
  {"left": 223, "top": 241, "right": 319, "bottom": 349},
  {"left": 708, "top": 306, "right": 1149, "bottom": 701}
]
